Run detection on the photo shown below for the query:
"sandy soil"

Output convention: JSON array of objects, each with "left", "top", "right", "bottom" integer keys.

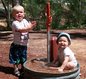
[{"left": 0, "top": 29, "right": 86, "bottom": 79}]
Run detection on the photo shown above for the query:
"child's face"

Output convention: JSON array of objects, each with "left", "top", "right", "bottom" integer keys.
[
  {"left": 58, "top": 36, "right": 69, "bottom": 49},
  {"left": 13, "top": 9, "right": 25, "bottom": 21}
]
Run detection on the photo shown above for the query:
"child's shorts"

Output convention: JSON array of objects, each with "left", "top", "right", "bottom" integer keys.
[{"left": 9, "top": 43, "right": 27, "bottom": 64}]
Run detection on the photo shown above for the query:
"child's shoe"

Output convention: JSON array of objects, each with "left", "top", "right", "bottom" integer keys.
[{"left": 14, "top": 68, "right": 20, "bottom": 77}]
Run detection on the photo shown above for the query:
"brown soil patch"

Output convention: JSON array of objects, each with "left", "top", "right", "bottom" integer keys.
[{"left": 0, "top": 29, "right": 86, "bottom": 79}]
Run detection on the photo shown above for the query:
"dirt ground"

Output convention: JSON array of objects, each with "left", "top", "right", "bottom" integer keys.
[{"left": 0, "top": 29, "right": 86, "bottom": 79}]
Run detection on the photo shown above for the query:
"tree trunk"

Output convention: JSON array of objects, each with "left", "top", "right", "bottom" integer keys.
[{"left": 1, "top": 0, "right": 8, "bottom": 18}]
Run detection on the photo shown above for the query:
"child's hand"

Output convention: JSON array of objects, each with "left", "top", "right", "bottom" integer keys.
[
  {"left": 49, "top": 67, "right": 64, "bottom": 73},
  {"left": 49, "top": 67, "right": 58, "bottom": 70},
  {"left": 57, "top": 67, "right": 64, "bottom": 73},
  {"left": 31, "top": 21, "right": 37, "bottom": 27}
]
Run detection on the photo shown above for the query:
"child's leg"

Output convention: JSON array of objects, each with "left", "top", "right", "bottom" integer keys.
[
  {"left": 20, "top": 63, "right": 24, "bottom": 70},
  {"left": 9, "top": 43, "right": 21, "bottom": 76},
  {"left": 14, "top": 64, "right": 18, "bottom": 70},
  {"left": 20, "top": 63, "right": 24, "bottom": 75},
  {"left": 65, "top": 62, "right": 76, "bottom": 70},
  {"left": 13, "top": 64, "right": 20, "bottom": 76},
  {"left": 20, "top": 45, "right": 27, "bottom": 71}
]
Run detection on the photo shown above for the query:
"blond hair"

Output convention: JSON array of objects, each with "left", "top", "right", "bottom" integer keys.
[
  {"left": 12, "top": 5, "right": 24, "bottom": 11},
  {"left": 12, "top": 5, "right": 24, "bottom": 16}
]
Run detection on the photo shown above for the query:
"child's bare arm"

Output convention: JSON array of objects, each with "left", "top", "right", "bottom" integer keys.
[
  {"left": 15, "top": 21, "right": 36, "bottom": 32},
  {"left": 58, "top": 56, "right": 69, "bottom": 71}
]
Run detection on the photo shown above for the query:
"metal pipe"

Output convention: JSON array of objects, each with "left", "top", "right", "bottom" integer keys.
[{"left": 46, "top": 0, "right": 51, "bottom": 63}]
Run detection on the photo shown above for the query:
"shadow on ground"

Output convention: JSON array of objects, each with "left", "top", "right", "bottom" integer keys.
[
  {"left": 0, "top": 65, "right": 14, "bottom": 75},
  {"left": 0, "top": 65, "right": 23, "bottom": 79}
]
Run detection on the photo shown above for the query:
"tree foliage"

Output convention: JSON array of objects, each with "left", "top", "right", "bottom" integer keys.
[{"left": 1, "top": 0, "right": 86, "bottom": 30}]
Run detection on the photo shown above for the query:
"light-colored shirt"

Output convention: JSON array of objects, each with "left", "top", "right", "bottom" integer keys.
[
  {"left": 64, "top": 47, "right": 77, "bottom": 66},
  {"left": 11, "top": 19, "right": 30, "bottom": 46}
]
